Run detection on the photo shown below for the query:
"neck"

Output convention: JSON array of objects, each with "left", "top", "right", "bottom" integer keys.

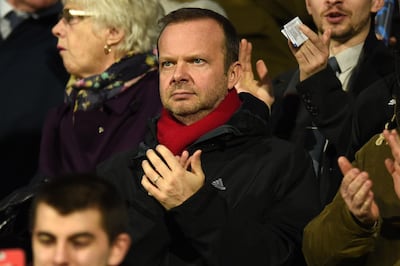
[
  {"left": 328, "top": 24, "right": 370, "bottom": 56},
  {"left": 173, "top": 113, "right": 208, "bottom": 126},
  {"left": 172, "top": 103, "right": 224, "bottom": 126}
]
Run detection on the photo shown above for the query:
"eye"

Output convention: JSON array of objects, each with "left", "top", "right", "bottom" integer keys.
[
  {"left": 59, "top": 9, "right": 93, "bottom": 25},
  {"left": 71, "top": 239, "right": 91, "bottom": 249},
  {"left": 59, "top": 9, "right": 74, "bottom": 24},
  {"left": 36, "top": 234, "right": 55, "bottom": 246},
  {"left": 160, "top": 61, "right": 174, "bottom": 68},
  {"left": 71, "top": 235, "right": 93, "bottom": 249},
  {"left": 193, "top": 58, "right": 205, "bottom": 64}
]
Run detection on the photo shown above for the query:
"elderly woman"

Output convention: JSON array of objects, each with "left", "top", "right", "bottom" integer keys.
[
  {"left": 0, "top": 0, "right": 163, "bottom": 260},
  {"left": 39, "top": 0, "right": 164, "bottom": 177}
]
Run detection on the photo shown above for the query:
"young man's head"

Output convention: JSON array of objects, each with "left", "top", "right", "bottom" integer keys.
[
  {"left": 30, "top": 175, "right": 131, "bottom": 266},
  {"left": 157, "top": 8, "right": 241, "bottom": 125},
  {"left": 305, "top": 0, "right": 384, "bottom": 44}
]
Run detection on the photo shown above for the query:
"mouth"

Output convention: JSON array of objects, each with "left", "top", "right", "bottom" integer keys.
[
  {"left": 171, "top": 89, "right": 195, "bottom": 100},
  {"left": 324, "top": 10, "right": 347, "bottom": 24},
  {"left": 56, "top": 45, "right": 65, "bottom": 51}
]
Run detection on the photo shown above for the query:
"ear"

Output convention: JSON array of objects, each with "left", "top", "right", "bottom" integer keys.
[
  {"left": 371, "top": 0, "right": 384, "bottom": 13},
  {"left": 227, "top": 61, "right": 242, "bottom": 90},
  {"left": 107, "top": 233, "right": 131, "bottom": 266},
  {"left": 106, "top": 27, "right": 125, "bottom": 46}
]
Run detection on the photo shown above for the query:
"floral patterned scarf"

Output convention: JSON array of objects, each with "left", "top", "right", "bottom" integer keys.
[{"left": 65, "top": 51, "right": 157, "bottom": 112}]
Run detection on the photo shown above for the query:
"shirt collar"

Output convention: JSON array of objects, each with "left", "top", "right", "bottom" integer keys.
[
  {"left": 1, "top": 0, "right": 30, "bottom": 19},
  {"left": 0, "top": 0, "right": 13, "bottom": 18},
  {"left": 333, "top": 43, "right": 364, "bottom": 74}
]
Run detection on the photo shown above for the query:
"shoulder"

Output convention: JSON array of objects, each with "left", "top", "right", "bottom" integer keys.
[
  {"left": 270, "top": 136, "right": 311, "bottom": 162},
  {"left": 354, "top": 73, "right": 395, "bottom": 118},
  {"left": 272, "top": 68, "right": 298, "bottom": 96},
  {"left": 361, "top": 31, "right": 395, "bottom": 75},
  {"left": 357, "top": 133, "right": 391, "bottom": 154},
  {"left": 135, "top": 69, "right": 159, "bottom": 89},
  {"left": 248, "top": 136, "right": 313, "bottom": 176},
  {"left": 354, "top": 133, "right": 392, "bottom": 169},
  {"left": 42, "top": 104, "right": 70, "bottom": 129},
  {"left": 97, "top": 149, "right": 138, "bottom": 176}
]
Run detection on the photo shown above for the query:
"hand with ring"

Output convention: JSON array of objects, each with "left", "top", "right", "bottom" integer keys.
[
  {"left": 152, "top": 175, "right": 161, "bottom": 185},
  {"left": 141, "top": 145, "right": 205, "bottom": 210}
]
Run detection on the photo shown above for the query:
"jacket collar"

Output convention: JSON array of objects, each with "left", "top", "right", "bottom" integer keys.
[{"left": 136, "top": 93, "right": 271, "bottom": 157}]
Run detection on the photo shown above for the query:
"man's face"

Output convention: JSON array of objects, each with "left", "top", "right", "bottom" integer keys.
[
  {"left": 32, "top": 203, "right": 117, "bottom": 266},
  {"left": 158, "top": 18, "right": 237, "bottom": 125},
  {"left": 305, "top": 0, "right": 382, "bottom": 42}
]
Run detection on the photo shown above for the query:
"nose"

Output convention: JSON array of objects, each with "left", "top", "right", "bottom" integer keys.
[
  {"left": 52, "top": 19, "right": 64, "bottom": 38},
  {"left": 326, "top": 0, "right": 342, "bottom": 4},
  {"left": 172, "top": 62, "right": 189, "bottom": 83},
  {"left": 53, "top": 242, "right": 69, "bottom": 265}
]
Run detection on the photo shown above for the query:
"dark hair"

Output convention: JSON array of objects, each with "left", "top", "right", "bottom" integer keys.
[
  {"left": 29, "top": 174, "right": 129, "bottom": 242},
  {"left": 157, "top": 7, "right": 239, "bottom": 72}
]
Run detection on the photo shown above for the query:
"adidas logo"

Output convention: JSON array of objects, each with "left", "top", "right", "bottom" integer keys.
[{"left": 211, "top": 178, "right": 226, "bottom": 191}]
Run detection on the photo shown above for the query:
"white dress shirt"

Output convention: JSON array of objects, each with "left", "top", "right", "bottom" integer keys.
[{"left": 333, "top": 43, "right": 364, "bottom": 91}]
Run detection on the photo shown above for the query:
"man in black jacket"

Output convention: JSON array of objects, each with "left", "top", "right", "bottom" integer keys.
[
  {"left": 97, "top": 8, "right": 320, "bottom": 266},
  {"left": 0, "top": 0, "right": 69, "bottom": 200},
  {"left": 237, "top": 0, "right": 396, "bottom": 206}
]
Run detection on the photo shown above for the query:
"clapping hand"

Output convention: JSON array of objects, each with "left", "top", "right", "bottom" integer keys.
[
  {"left": 141, "top": 145, "right": 204, "bottom": 210},
  {"left": 383, "top": 129, "right": 400, "bottom": 199},
  {"left": 235, "top": 39, "right": 274, "bottom": 110},
  {"left": 338, "top": 156, "right": 379, "bottom": 226}
]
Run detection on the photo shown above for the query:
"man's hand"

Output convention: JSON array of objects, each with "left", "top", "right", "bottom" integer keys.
[
  {"left": 338, "top": 156, "right": 379, "bottom": 226},
  {"left": 235, "top": 39, "right": 274, "bottom": 110},
  {"left": 175, "top": 150, "right": 190, "bottom": 168},
  {"left": 383, "top": 129, "right": 400, "bottom": 199},
  {"left": 141, "top": 145, "right": 205, "bottom": 210},
  {"left": 289, "top": 24, "right": 331, "bottom": 81}
]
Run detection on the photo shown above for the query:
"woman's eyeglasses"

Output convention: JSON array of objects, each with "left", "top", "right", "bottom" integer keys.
[{"left": 59, "top": 9, "right": 94, "bottom": 25}]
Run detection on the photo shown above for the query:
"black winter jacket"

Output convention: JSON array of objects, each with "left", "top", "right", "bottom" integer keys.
[{"left": 97, "top": 94, "right": 321, "bottom": 266}]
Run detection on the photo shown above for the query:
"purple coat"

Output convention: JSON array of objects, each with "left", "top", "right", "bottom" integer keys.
[{"left": 39, "top": 70, "right": 161, "bottom": 177}]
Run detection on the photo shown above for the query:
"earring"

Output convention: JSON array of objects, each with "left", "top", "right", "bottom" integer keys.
[{"left": 104, "top": 44, "right": 112, "bottom": 55}]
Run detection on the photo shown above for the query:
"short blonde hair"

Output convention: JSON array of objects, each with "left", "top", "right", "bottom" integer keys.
[{"left": 63, "top": 0, "right": 165, "bottom": 54}]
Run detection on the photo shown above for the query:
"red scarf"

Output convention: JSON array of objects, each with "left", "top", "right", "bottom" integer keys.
[{"left": 157, "top": 89, "right": 241, "bottom": 155}]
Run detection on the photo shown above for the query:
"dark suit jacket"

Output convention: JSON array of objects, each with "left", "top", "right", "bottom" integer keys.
[
  {"left": 349, "top": 71, "right": 398, "bottom": 161},
  {"left": 271, "top": 28, "right": 396, "bottom": 205},
  {"left": 0, "top": 2, "right": 69, "bottom": 200}
]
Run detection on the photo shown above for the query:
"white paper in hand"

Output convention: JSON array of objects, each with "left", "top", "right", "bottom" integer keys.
[{"left": 281, "top": 17, "right": 308, "bottom": 47}]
